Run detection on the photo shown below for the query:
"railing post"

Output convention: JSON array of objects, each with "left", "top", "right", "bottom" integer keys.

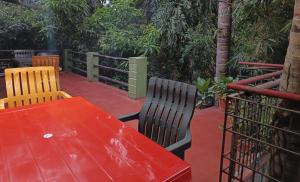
[
  {"left": 87, "top": 52, "right": 99, "bottom": 82},
  {"left": 64, "top": 49, "right": 72, "bottom": 72},
  {"left": 128, "top": 57, "right": 148, "bottom": 99}
]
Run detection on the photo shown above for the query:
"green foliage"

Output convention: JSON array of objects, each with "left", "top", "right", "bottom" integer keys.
[
  {"left": 212, "top": 76, "right": 236, "bottom": 98},
  {"left": 85, "top": 0, "right": 159, "bottom": 56},
  {"left": 148, "top": 0, "right": 218, "bottom": 81},
  {"left": 0, "top": 0, "right": 294, "bottom": 84},
  {"left": 183, "top": 16, "right": 217, "bottom": 79},
  {"left": 42, "top": 0, "right": 89, "bottom": 49},
  {"left": 196, "top": 77, "right": 212, "bottom": 95},
  {"left": 231, "top": 0, "right": 293, "bottom": 66},
  {"left": 0, "top": 1, "right": 46, "bottom": 49},
  {"left": 195, "top": 77, "right": 214, "bottom": 108}
]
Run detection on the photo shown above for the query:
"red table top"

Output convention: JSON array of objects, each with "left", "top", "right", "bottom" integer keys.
[{"left": 0, "top": 97, "right": 191, "bottom": 182}]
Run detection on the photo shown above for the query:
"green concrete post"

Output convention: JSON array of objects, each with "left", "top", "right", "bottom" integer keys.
[
  {"left": 87, "top": 52, "right": 99, "bottom": 82},
  {"left": 64, "top": 49, "right": 72, "bottom": 71},
  {"left": 128, "top": 57, "right": 148, "bottom": 99}
]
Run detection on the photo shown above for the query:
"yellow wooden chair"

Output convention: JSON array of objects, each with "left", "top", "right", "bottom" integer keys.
[
  {"left": 0, "top": 66, "right": 71, "bottom": 109},
  {"left": 32, "top": 55, "right": 60, "bottom": 89}
]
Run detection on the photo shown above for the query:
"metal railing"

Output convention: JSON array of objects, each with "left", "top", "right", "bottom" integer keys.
[
  {"left": 238, "top": 62, "right": 283, "bottom": 81},
  {"left": 68, "top": 50, "right": 88, "bottom": 75},
  {"left": 0, "top": 50, "right": 61, "bottom": 76},
  {"left": 65, "top": 50, "right": 129, "bottom": 89},
  {"left": 219, "top": 65, "right": 300, "bottom": 182},
  {"left": 93, "top": 54, "right": 129, "bottom": 88}
]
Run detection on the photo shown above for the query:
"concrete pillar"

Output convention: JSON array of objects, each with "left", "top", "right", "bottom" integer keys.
[
  {"left": 87, "top": 52, "right": 99, "bottom": 82},
  {"left": 128, "top": 57, "right": 147, "bottom": 99},
  {"left": 63, "top": 49, "right": 72, "bottom": 72}
]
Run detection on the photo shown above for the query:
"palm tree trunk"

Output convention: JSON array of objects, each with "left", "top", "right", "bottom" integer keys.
[
  {"left": 270, "top": 0, "right": 300, "bottom": 181},
  {"left": 215, "top": 0, "right": 232, "bottom": 79}
]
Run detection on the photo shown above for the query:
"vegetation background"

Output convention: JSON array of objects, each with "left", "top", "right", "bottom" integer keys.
[{"left": 0, "top": 0, "right": 294, "bottom": 82}]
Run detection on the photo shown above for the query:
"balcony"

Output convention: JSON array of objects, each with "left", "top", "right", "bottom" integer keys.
[
  {"left": 0, "top": 51, "right": 225, "bottom": 181},
  {"left": 1, "top": 50, "right": 299, "bottom": 182}
]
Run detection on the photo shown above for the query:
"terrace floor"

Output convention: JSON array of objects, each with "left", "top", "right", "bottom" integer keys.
[{"left": 0, "top": 72, "right": 225, "bottom": 182}]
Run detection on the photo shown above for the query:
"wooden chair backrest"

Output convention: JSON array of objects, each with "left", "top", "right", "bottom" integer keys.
[
  {"left": 5, "top": 66, "right": 61, "bottom": 108},
  {"left": 32, "top": 55, "right": 60, "bottom": 89},
  {"left": 138, "top": 77, "right": 197, "bottom": 148}
]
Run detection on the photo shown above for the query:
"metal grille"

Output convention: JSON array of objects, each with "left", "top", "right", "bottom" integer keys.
[{"left": 220, "top": 93, "right": 300, "bottom": 182}]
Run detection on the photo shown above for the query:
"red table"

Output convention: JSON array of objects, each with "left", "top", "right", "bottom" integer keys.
[{"left": 0, "top": 97, "right": 191, "bottom": 182}]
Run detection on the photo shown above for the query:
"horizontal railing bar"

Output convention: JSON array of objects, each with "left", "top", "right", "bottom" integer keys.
[
  {"left": 0, "top": 50, "right": 14, "bottom": 52},
  {"left": 221, "top": 156, "right": 280, "bottom": 182},
  {"left": 69, "top": 50, "right": 87, "bottom": 55},
  {"left": 94, "top": 74, "right": 128, "bottom": 87},
  {"left": 227, "top": 113, "right": 300, "bottom": 137},
  {"left": 94, "top": 64, "right": 128, "bottom": 74},
  {"left": 228, "top": 95, "right": 300, "bottom": 114},
  {"left": 233, "top": 70, "right": 282, "bottom": 85},
  {"left": 226, "top": 129, "right": 300, "bottom": 157},
  {"left": 242, "top": 67, "right": 281, "bottom": 71},
  {"left": 0, "top": 50, "right": 60, "bottom": 52},
  {"left": 239, "top": 62, "right": 284, "bottom": 68},
  {"left": 228, "top": 83, "right": 300, "bottom": 102},
  {"left": 70, "top": 66, "right": 87, "bottom": 74},
  {"left": 72, "top": 59, "right": 86, "bottom": 65},
  {"left": 94, "top": 54, "right": 129, "bottom": 61},
  {"left": 255, "top": 79, "right": 280, "bottom": 89},
  {"left": 0, "top": 58, "right": 14, "bottom": 61}
]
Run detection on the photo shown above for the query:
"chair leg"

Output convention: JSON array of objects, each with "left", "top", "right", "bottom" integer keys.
[{"left": 173, "top": 150, "right": 185, "bottom": 160}]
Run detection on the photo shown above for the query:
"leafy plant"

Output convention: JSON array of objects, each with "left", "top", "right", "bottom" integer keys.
[
  {"left": 85, "top": 0, "right": 159, "bottom": 57},
  {"left": 212, "top": 76, "right": 237, "bottom": 99},
  {"left": 195, "top": 77, "right": 214, "bottom": 109}
]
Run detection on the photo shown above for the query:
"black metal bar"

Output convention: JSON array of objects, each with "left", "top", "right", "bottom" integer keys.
[
  {"left": 72, "top": 59, "right": 86, "bottom": 65},
  {"left": 227, "top": 113, "right": 300, "bottom": 137},
  {"left": 219, "top": 97, "right": 232, "bottom": 182},
  {"left": 226, "top": 129, "right": 300, "bottom": 158},
  {"left": 70, "top": 66, "right": 87, "bottom": 74},
  {"left": 69, "top": 51, "right": 87, "bottom": 55},
  {"left": 228, "top": 95, "right": 300, "bottom": 114},
  {"left": 0, "top": 50, "right": 14, "bottom": 52},
  {"left": 94, "top": 64, "right": 128, "bottom": 74},
  {"left": 94, "top": 54, "right": 129, "bottom": 61},
  {"left": 94, "top": 74, "right": 128, "bottom": 87},
  {"left": 222, "top": 156, "right": 280, "bottom": 182}
]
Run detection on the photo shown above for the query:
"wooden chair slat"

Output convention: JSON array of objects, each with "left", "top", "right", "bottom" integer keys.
[
  {"left": 42, "top": 68, "right": 51, "bottom": 102},
  {"left": 20, "top": 71, "right": 30, "bottom": 105},
  {"left": 32, "top": 56, "right": 60, "bottom": 89},
  {"left": 34, "top": 69, "right": 44, "bottom": 103},
  {"left": 2, "top": 66, "right": 71, "bottom": 109}
]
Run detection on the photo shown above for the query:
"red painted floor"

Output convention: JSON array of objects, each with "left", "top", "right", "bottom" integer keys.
[{"left": 0, "top": 72, "right": 226, "bottom": 182}]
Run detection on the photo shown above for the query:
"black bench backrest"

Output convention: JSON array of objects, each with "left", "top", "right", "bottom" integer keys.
[{"left": 138, "top": 77, "right": 197, "bottom": 147}]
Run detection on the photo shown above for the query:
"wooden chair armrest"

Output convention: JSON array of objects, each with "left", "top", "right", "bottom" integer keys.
[
  {"left": 0, "top": 98, "right": 8, "bottom": 109},
  {"left": 58, "top": 91, "right": 72, "bottom": 98}
]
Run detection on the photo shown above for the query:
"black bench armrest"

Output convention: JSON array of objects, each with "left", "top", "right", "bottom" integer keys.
[
  {"left": 165, "top": 129, "right": 192, "bottom": 154},
  {"left": 118, "top": 112, "right": 140, "bottom": 122}
]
